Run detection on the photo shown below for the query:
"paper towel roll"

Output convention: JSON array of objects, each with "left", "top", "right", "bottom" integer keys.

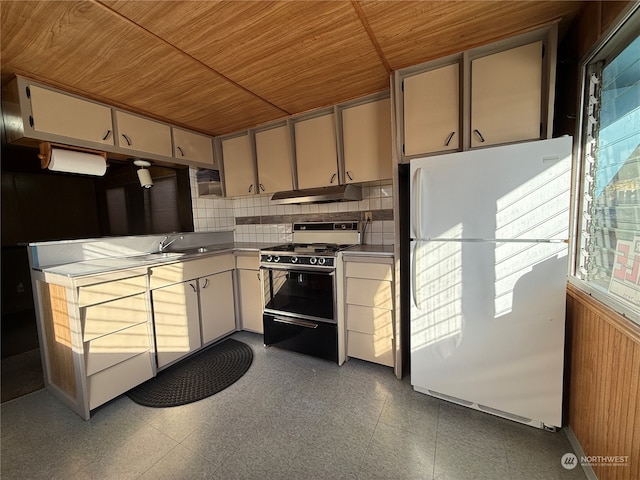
[{"left": 48, "top": 148, "right": 107, "bottom": 176}]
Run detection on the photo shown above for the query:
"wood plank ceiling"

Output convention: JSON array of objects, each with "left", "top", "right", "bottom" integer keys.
[{"left": 1, "top": 0, "right": 584, "bottom": 137}]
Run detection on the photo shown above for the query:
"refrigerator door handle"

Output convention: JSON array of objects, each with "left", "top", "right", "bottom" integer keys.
[
  {"left": 412, "top": 167, "right": 423, "bottom": 239},
  {"left": 411, "top": 240, "right": 419, "bottom": 309}
]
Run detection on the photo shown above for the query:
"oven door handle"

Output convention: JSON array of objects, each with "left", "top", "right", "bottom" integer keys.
[{"left": 273, "top": 317, "right": 319, "bottom": 329}]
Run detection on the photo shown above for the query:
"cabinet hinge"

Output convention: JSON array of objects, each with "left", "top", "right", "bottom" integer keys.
[
  {"left": 25, "top": 86, "right": 30, "bottom": 98},
  {"left": 29, "top": 116, "right": 34, "bottom": 128}
]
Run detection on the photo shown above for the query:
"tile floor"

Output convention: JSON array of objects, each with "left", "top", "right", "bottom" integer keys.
[{"left": 1, "top": 331, "right": 587, "bottom": 480}]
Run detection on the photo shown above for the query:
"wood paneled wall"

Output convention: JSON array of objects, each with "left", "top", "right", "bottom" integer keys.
[{"left": 566, "top": 284, "right": 640, "bottom": 480}]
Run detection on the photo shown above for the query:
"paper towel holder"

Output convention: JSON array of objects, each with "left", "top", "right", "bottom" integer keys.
[
  {"left": 38, "top": 142, "right": 108, "bottom": 176},
  {"left": 134, "top": 159, "right": 154, "bottom": 188}
]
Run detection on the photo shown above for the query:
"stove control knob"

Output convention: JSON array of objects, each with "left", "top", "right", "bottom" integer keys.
[
  {"left": 273, "top": 255, "right": 280, "bottom": 263},
  {"left": 310, "top": 257, "right": 318, "bottom": 265},
  {"left": 266, "top": 255, "right": 273, "bottom": 262},
  {"left": 318, "top": 257, "right": 326, "bottom": 266},
  {"left": 291, "top": 256, "right": 298, "bottom": 264}
]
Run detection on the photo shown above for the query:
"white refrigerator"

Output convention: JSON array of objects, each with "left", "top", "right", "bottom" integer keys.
[{"left": 409, "top": 136, "right": 573, "bottom": 430}]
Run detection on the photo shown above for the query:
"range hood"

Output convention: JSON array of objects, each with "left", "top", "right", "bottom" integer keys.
[{"left": 270, "top": 184, "right": 362, "bottom": 204}]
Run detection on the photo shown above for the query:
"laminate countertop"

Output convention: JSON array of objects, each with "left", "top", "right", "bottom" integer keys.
[{"left": 342, "top": 244, "right": 394, "bottom": 256}]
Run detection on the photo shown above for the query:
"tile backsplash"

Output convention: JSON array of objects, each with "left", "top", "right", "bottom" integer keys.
[{"left": 189, "top": 168, "right": 394, "bottom": 245}]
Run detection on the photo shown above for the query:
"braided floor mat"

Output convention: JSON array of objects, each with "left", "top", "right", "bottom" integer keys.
[{"left": 127, "top": 338, "right": 253, "bottom": 408}]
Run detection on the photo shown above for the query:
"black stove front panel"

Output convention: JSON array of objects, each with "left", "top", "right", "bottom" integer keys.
[
  {"left": 261, "top": 254, "right": 335, "bottom": 267},
  {"left": 263, "top": 314, "right": 338, "bottom": 363}
]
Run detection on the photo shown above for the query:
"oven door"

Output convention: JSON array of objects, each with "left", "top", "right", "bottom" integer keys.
[{"left": 261, "top": 266, "right": 335, "bottom": 323}]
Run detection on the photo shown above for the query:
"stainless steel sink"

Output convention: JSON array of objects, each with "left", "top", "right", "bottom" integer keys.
[{"left": 133, "top": 252, "right": 185, "bottom": 262}]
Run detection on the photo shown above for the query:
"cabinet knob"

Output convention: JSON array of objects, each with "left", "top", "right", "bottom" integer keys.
[
  {"left": 248, "top": 184, "right": 253, "bottom": 193},
  {"left": 346, "top": 171, "right": 353, "bottom": 181},
  {"left": 330, "top": 173, "right": 337, "bottom": 184},
  {"left": 102, "top": 130, "right": 112, "bottom": 141},
  {"left": 202, "top": 278, "right": 209, "bottom": 289},
  {"left": 473, "top": 129, "right": 485, "bottom": 143},
  {"left": 259, "top": 183, "right": 265, "bottom": 192},
  {"left": 121, "top": 133, "right": 132, "bottom": 146},
  {"left": 177, "top": 146, "right": 185, "bottom": 157},
  {"left": 189, "top": 283, "right": 197, "bottom": 293}
]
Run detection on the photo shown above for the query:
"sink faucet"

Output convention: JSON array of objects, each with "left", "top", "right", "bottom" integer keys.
[{"left": 158, "top": 235, "right": 184, "bottom": 253}]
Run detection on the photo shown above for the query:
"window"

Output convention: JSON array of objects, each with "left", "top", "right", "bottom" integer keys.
[{"left": 574, "top": 5, "right": 640, "bottom": 324}]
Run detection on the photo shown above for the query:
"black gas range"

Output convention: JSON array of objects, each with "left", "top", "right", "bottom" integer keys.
[{"left": 260, "top": 222, "right": 360, "bottom": 362}]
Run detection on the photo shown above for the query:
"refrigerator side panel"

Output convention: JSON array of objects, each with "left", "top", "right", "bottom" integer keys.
[{"left": 410, "top": 240, "right": 567, "bottom": 427}]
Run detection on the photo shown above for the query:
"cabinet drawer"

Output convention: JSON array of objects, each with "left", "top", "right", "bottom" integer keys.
[
  {"left": 236, "top": 253, "right": 260, "bottom": 270},
  {"left": 346, "top": 278, "right": 392, "bottom": 310},
  {"left": 346, "top": 304, "right": 393, "bottom": 337},
  {"left": 83, "top": 293, "right": 148, "bottom": 341},
  {"left": 150, "top": 254, "right": 234, "bottom": 289},
  {"left": 347, "top": 330, "right": 394, "bottom": 367},
  {"left": 85, "top": 322, "right": 151, "bottom": 376},
  {"left": 345, "top": 262, "right": 392, "bottom": 281},
  {"left": 78, "top": 275, "right": 146, "bottom": 307},
  {"left": 87, "top": 351, "right": 153, "bottom": 410}
]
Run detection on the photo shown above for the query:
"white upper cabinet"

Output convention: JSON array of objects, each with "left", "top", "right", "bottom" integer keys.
[
  {"left": 471, "top": 41, "right": 543, "bottom": 148},
  {"left": 403, "top": 63, "right": 460, "bottom": 156},
  {"left": 221, "top": 134, "right": 256, "bottom": 197},
  {"left": 115, "top": 111, "right": 172, "bottom": 157},
  {"left": 255, "top": 124, "right": 293, "bottom": 194},
  {"left": 294, "top": 112, "right": 339, "bottom": 189},
  {"left": 172, "top": 128, "right": 214, "bottom": 166},
  {"left": 342, "top": 97, "right": 392, "bottom": 183},
  {"left": 28, "top": 85, "right": 114, "bottom": 146}
]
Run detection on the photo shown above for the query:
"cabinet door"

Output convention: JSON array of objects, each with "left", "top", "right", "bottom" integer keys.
[
  {"left": 294, "top": 113, "right": 338, "bottom": 189},
  {"left": 115, "top": 110, "right": 172, "bottom": 157},
  {"left": 255, "top": 125, "right": 293, "bottom": 193},
  {"left": 152, "top": 281, "right": 201, "bottom": 368},
  {"left": 342, "top": 98, "right": 392, "bottom": 183},
  {"left": 173, "top": 128, "right": 214, "bottom": 165},
  {"left": 221, "top": 134, "right": 256, "bottom": 197},
  {"left": 403, "top": 63, "right": 459, "bottom": 155},
  {"left": 199, "top": 271, "right": 236, "bottom": 344},
  {"left": 29, "top": 85, "right": 114, "bottom": 145},
  {"left": 238, "top": 269, "right": 263, "bottom": 333},
  {"left": 471, "top": 41, "right": 542, "bottom": 147}
]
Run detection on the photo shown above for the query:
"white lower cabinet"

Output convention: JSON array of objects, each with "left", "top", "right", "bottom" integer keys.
[
  {"left": 151, "top": 254, "right": 236, "bottom": 369},
  {"left": 200, "top": 271, "right": 236, "bottom": 344},
  {"left": 31, "top": 271, "right": 155, "bottom": 420},
  {"left": 152, "top": 280, "right": 202, "bottom": 368},
  {"left": 343, "top": 256, "right": 395, "bottom": 368},
  {"left": 236, "top": 253, "right": 263, "bottom": 333}
]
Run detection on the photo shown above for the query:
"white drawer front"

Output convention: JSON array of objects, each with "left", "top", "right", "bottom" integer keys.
[
  {"left": 85, "top": 322, "right": 151, "bottom": 376},
  {"left": 87, "top": 351, "right": 153, "bottom": 410},
  {"left": 236, "top": 253, "right": 260, "bottom": 270},
  {"left": 83, "top": 293, "right": 148, "bottom": 341},
  {"left": 347, "top": 330, "right": 394, "bottom": 367},
  {"left": 345, "top": 262, "right": 392, "bottom": 281},
  {"left": 150, "top": 254, "right": 234, "bottom": 289},
  {"left": 346, "top": 278, "right": 392, "bottom": 310},
  {"left": 346, "top": 304, "right": 393, "bottom": 337},
  {"left": 78, "top": 275, "right": 146, "bottom": 307}
]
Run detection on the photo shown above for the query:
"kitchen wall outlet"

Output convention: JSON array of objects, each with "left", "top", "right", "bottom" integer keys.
[{"left": 365, "top": 211, "right": 372, "bottom": 222}]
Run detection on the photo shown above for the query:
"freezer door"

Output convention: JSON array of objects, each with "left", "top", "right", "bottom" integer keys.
[
  {"left": 410, "top": 239, "right": 567, "bottom": 427},
  {"left": 409, "top": 137, "right": 572, "bottom": 240}
]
